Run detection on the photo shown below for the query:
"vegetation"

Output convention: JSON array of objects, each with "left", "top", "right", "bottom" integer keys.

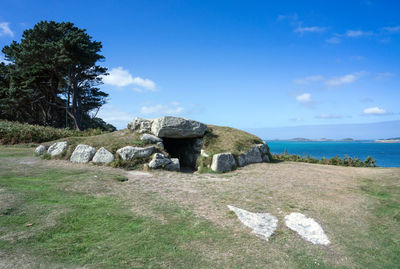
[
  {"left": 0, "top": 120, "right": 111, "bottom": 145},
  {"left": 272, "top": 150, "right": 377, "bottom": 167},
  {"left": 0, "top": 21, "right": 112, "bottom": 130}
]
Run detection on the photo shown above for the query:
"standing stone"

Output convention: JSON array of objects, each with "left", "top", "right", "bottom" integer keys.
[
  {"left": 116, "top": 146, "right": 155, "bottom": 161},
  {"left": 140, "top": 134, "right": 163, "bottom": 144},
  {"left": 70, "top": 144, "right": 96, "bottom": 163},
  {"left": 149, "top": 153, "right": 172, "bottom": 169},
  {"left": 244, "top": 146, "right": 263, "bottom": 164},
  {"left": 92, "top": 147, "right": 114, "bottom": 164},
  {"left": 151, "top": 116, "right": 208, "bottom": 138},
  {"left": 165, "top": 158, "right": 180, "bottom": 171},
  {"left": 35, "top": 145, "right": 46, "bottom": 155},
  {"left": 211, "top": 153, "right": 237, "bottom": 172},
  {"left": 47, "top": 141, "right": 68, "bottom": 157}
]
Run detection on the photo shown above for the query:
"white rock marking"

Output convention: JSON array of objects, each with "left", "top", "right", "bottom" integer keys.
[
  {"left": 284, "top": 212, "right": 330, "bottom": 245},
  {"left": 228, "top": 205, "right": 278, "bottom": 240}
]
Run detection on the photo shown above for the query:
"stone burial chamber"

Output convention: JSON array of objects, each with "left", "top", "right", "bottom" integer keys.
[{"left": 129, "top": 116, "right": 208, "bottom": 171}]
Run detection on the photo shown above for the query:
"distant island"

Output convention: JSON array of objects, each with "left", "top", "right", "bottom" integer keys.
[
  {"left": 270, "top": 138, "right": 357, "bottom": 142},
  {"left": 375, "top": 137, "right": 400, "bottom": 143}
]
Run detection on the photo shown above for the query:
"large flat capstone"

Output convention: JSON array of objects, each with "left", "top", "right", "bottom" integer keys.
[{"left": 151, "top": 116, "right": 208, "bottom": 138}]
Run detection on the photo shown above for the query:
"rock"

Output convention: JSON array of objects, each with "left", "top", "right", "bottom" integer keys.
[
  {"left": 211, "top": 153, "right": 237, "bottom": 172},
  {"left": 164, "top": 158, "right": 180, "bottom": 171},
  {"left": 200, "top": 149, "right": 209, "bottom": 157},
  {"left": 244, "top": 146, "right": 263, "bottom": 164},
  {"left": 284, "top": 212, "right": 330, "bottom": 245},
  {"left": 140, "top": 134, "right": 163, "bottom": 144},
  {"left": 92, "top": 147, "right": 114, "bottom": 164},
  {"left": 47, "top": 141, "right": 68, "bottom": 157},
  {"left": 127, "top": 117, "right": 152, "bottom": 133},
  {"left": 35, "top": 145, "right": 46, "bottom": 155},
  {"left": 138, "top": 121, "right": 152, "bottom": 133},
  {"left": 228, "top": 205, "right": 278, "bottom": 241},
  {"left": 70, "top": 144, "right": 96, "bottom": 163},
  {"left": 237, "top": 154, "right": 246, "bottom": 167},
  {"left": 256, "top": 144, "right": 269, "bottom": 155},
  {"left": 156, "top": 142, "right": 164, "bottom": 149},
  {"left": 151, "top": 116, "right": 208, "bottom": 138},
  {"left": 116, "top": 146, "right": 155, "bottom": 161},
  {"left": 149, "top": 153, "right": 171, "bottom": 169},
  {"left": 262, "top": 154, "right": 270, "bottom": 162}
]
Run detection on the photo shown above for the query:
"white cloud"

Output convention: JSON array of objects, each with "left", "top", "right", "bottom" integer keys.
[
  {"left": 294, "top": 26, "right": 326, "bottom": 34},
  {"left": 140, "top": 102, "right": 184, "bottom": 116},
  {"left": 97, "top": 105, "right": 133, "bottom": 122},
  {"left": 0, "top": 22, "right": 13, "bottom": 37},
  {"left": 376, "top": 72, "right": 395, "bottom": 80},
  {"left": 315, "top": 114, "right": 342, "bottom": 119},
  {"left": 382, "top": 25, "right": 400, "bottom": 32},
  {"left": 325, "top": 72, "right": 365, "bottom": 86},
  {"left": 294, "top": 75, "right": 324, "bottom": 85},
  {"left": 289, "top": 117, "right": 304, "bottom": 122},
  {"left": 102, "top": 67, "right": 156, "bottom": 91},
  {"left": 326, "top": 37, "right": 341, "bottom": 44},
  {"left": 363, "top": 106, "right": 390, "bottom": 115},
  {"left": 296, "top": 93, "right": 312, "bottom": 103},
  {"left": 345, "top": 30, "right": 373, "bottom": 37}
]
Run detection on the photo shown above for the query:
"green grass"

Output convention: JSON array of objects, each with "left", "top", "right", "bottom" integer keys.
[{"left": 0, "top": 149, "right": 232, "bottom": 268}]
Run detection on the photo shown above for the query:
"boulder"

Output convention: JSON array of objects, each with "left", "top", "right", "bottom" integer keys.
[
  {"left": 35, "top": 145, "right": 46, "bottom": 155},
  {"left": 237, "top": 154, "right": 246, "bottom": 167},
  {"left": 47, "top": 141, "right": 68, "bottom": 157},
  {"left": 200, "top": 149, "right": 209, "bottom": 157},
  {"left": 70, "top": 144, "right": 96, "bottom": 163},
  {"left": 116, "top": 146, "right": 155, "bottom": 161},
  {"left": 244, "top": 146, "right": 263, "bottom": 164},
  {"left": 149, "top": 153, "right": 171, "bottom": 169},
  {"left": 256, "top": 144, "right": 269, "bottom": 155},
  {"left": 164, "top": 158, "right": 180, "bottom": 171},
  {"left": 211, "top": 153, "right": 237, "bottom": 172},
  {"left": 151, "top": 116, "right": 208, "bottom": 138},
  {"left": 156, "top": 142, "right": 164, "bottom": 149},
  {"left": 127, "top": 117, "right": 152, "bottom": 133},
  {"left": 262, "top": 154, "right": 270, "bottom": 163},
  {"left": 92, "top": 147, "right": 114, "bottom": 164},
  {"left": 140, "top": 134, "right": 163, "bottom": 144}
]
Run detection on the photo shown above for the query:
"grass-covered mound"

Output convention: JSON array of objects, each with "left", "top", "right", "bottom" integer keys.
[
  {"left": 40, "top": 124, "right": 266, "bottom": 171},
  {"left": 0, "top": 120, "right": 105, "bottom": 145}
]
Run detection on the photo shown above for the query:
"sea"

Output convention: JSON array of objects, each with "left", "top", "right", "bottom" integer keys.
[{"left": 266, "top": 141, "right": 400, "bottom": 168}]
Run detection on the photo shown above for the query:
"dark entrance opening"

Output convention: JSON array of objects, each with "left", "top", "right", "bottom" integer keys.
[{"left": 162, "top": 137, "right": 202, "bottom": 172}]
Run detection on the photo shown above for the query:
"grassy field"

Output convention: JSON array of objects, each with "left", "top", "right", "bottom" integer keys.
[{"left": 0, "top": 145, "right": 399, "bottom": 268}]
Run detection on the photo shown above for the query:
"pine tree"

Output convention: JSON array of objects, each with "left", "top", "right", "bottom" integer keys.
[{"left": 0, "top": 21, "right": 109, "bottom": 130}]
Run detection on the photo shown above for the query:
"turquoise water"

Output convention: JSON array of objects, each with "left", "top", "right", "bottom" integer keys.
[{"left": 266, "top": 141, "right": 400, "bottom": 167}]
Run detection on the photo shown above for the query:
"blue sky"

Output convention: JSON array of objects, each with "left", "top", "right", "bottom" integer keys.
[{"left": 1, "top": 0, "right": 399, "bottom": 135}]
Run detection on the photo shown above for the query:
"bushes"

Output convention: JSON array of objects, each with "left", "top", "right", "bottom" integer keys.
[
  {"left": 272, "top": 151, "right": 377, "bottom": 167},
  {"left": 0, "top": 120, "right": 108, "bottom": 144}
]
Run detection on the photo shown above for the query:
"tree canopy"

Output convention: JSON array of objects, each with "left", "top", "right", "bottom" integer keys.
[{"left": 0, "top": 21, "right": 114, "bottom": 131}]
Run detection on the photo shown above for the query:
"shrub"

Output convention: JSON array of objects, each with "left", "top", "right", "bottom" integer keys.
[
  {"left": 0, "top": 120, "right": 110, "bottom": 145},
  {"left": 272, "top": 152, "right": 377, "bottom": 167}
]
